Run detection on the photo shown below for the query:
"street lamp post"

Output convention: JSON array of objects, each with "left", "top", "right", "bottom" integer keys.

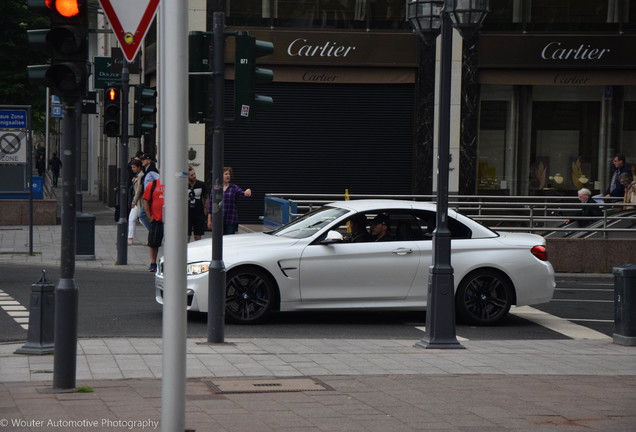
[{"left": 407, "top": 0, "right": 489, "bottom": 349}]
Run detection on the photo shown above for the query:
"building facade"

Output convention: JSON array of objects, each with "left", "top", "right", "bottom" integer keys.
[{"left": 95, "top": 1, "right": 636, "bottom": 223}]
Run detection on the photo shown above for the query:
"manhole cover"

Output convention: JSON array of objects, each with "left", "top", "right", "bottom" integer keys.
[{"left": 204, "top": 378, "right": 331, "bottom": 394}]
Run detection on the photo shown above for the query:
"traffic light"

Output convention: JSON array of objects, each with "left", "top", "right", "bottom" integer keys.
[
  {"left": 188, "top": 31, "right": 212, "bottom": 124},
  {"left": 234, "top": 31, "right": 274, "bottom": 121},
  {"left": 26, "top": 0, "right": 88, "bottom": 102},
  {"left": 104, "top": 87, "right": 121, "bottom": 137},
  {"left": 133, "top": 85, "right": 157, "bottom": 137}
]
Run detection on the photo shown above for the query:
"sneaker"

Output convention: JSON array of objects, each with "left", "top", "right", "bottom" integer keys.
[
  {"left": 149, "top": 263, "right": 157, "bottom": 272},
  {"left": 127, "top": 238, "right": 133, "bottom": 245}
]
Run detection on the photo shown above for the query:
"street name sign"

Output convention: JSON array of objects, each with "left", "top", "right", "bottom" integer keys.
[
  {"left": 0, "top": 109, "right": 28, "bottom": 130},
  {"left": 99, "top": 0, "right": 160, "bottom": 62}
]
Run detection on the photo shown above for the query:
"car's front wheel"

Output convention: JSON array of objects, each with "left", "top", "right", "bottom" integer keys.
[
  {"left": 455, "top": 269, "right": 513, "bottom": 325},
  {"left": 225, "top": 267, "right": 275, "bottom": 324}
]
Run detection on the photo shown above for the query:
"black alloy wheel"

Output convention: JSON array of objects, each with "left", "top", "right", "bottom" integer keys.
[
  {"left": 455, "top": 269, "right": 513, "bottom": 325},
  {"left": 225, "top": 267, "right": 275, "bottom": 324}
]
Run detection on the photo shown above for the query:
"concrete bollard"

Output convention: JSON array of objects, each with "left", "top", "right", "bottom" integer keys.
[{"left": 14, "top": 270, "right": 55, "bottom": 355}]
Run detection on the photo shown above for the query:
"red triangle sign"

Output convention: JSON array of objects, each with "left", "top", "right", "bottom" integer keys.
[{"left": 99, "top": 0, "right": 160, "bottom": 62}]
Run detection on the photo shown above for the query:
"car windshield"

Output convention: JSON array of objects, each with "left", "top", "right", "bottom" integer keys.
[{"left": 270, "top": 206, "right": 349, "bottom": 239}]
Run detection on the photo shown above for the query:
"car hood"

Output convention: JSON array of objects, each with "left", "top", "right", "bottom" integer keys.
[
  {"left": 494, "top": 231, "right": 546, "bottom": 246},
  {"left": 186, "top": 232, "right": 300, "bottom": 263}
]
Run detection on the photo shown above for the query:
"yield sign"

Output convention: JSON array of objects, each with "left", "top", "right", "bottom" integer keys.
[{"left": 99, "top": 0, "right": 160, "bottom": 62}]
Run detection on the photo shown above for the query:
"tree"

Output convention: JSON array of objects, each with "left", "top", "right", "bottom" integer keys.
[{"left": 0, "top": 0, "right": 51, "bottom": 134}]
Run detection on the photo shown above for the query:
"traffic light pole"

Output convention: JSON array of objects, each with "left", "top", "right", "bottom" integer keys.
[
  {"left": 53, "top": 103, "right": 79, "bottom": 391},
  {"left": 116, "top": 62, "right": 130, "bottom": 265},
  {"left": 208, "top": 11, "right": 226, "bottom": 344}
]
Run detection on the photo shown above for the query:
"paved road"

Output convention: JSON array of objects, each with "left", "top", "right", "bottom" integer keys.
[{"left": 0, "top": 264, "right": 613, "bottom": 342}]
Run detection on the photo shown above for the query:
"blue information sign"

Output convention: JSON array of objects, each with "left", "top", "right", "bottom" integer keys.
[{"left": 0, "top": 110, "right": 28, "bottom": 129}]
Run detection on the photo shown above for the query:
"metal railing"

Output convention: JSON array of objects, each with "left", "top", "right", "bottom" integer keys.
[{"left": 265, "top": 193, "right": 636, "bottom": 238}]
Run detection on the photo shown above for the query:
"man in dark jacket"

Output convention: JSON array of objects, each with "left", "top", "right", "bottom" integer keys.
[
  {"left": 49, "top": 152, "right": 62, "bottom": 186},
  {"left": 566, "top": 188, "right": 602, "bottom": 227},
  {"left": 605, "top": 154, "right": 631, "bottom": 198}
]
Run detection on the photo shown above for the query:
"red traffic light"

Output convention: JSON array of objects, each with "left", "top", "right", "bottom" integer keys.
[
  {"left": 107, "top": 87, "right": 119, "bottom": 102},
  {"left": 54, "top": 0, "right": 80, "bottom": 17}
]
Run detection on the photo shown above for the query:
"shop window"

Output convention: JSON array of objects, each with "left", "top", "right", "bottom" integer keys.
[
  {"left": 527, "top": 0, "right": 614, "bottom": 31},
  {"left": 478, "top": 101, "right": 510, "bottom": 193},
  {"left": 530, "top": 101, "right": 600, "bottom": 195},
  {"left": 226, "top": 0, "right": 409, "bottom": 29}
]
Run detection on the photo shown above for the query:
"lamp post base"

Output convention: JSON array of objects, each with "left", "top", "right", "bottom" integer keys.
[{"left": 416, "top": 267, "right": 465, "bottom": 349}]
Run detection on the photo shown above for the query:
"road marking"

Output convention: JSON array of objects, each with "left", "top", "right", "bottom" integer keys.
[
  {"left": 0, "top": 289, "right": 28, "bottom": 330},
  {"left": 510, "top": 306, "right": 610, "bottom": 340}
]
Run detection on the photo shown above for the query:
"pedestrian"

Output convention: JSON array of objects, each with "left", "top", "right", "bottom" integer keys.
[
  {"left": 48, "top": 152, "right": 62, "bottom": 187},
  {"left": 619, "top": 172, "right": 636, "bottom": 210},
  {"left": 138, "top": 153, "right": 159, "bottom": 231},
  {"left": 142, "top": 177, "right": 164, "bottom": 272},
  {"left": 604, "top": 154, "right": 630, "bottom": 198},
  {"left": 187, "top": 166, "right": 208, "bottom": 242},
  {"left": 565, "top": 188, "right": 602, "bottom": 227},
  {"left": 207, "top": 167, "right": 251, "bottom": 235},
  {"left": 127, "top": 160, "right": 144, "bottom": 244},
  {"left": 36, "top": 154, "right": 45, "bottom": 177},
  {"left": 127, "top": 150, "right": 144, "bottom": 190}
]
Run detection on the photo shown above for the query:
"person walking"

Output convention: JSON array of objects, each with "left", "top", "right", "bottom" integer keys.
[
  {"left": 127, "top": 160, "right": 144, "bottom": 244},
  {"left": 48, "top": 152, "right": 62, "bottom": 187},
  {"left": 143, "top": 177, "right": 164, "bottom": 272},
  {"left": 565, "top": 188, "right": 603, "bottom": 227},
  {"left": 138, "top": 153, "right": 159, "bottom": 231},
  {"left": 604, "top": 154, "right": 630, "bottom": 198},
  {"left": 187, "top": 166, "right": 208, "bottom": 242},
  {"left": 207, "top": 167, "right": 251, "bottom": 235},
  {"left": 35, "top": 154, "right": 46, "bottom": 177},
  {"left": 619, "top": 172, "right": 636, "bottom": 210}
]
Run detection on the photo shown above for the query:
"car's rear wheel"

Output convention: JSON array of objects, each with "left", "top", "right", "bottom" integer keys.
[
  {"left": 455, "top": 269, "right": 513, "bottom": 325},
  {"left": 225, "top": 267, "right": 275, "bottom": 324}
]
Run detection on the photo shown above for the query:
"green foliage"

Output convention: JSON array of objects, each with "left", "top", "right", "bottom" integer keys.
[{"left": 0, "top": 0, "right": 51, "bottom": 133}]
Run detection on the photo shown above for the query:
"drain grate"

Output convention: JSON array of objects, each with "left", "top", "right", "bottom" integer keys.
[{"left": 204, "top": 377, "right": 331, "bottom": 394}]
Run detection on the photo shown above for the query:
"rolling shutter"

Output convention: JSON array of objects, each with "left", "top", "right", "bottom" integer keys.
[{"left": 221, "top": 82, "right": 415, "bottom": 223}]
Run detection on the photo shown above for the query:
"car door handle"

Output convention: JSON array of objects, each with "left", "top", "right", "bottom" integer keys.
[{"left": 392, "top": 248, "right": 413, "bottom": 255}]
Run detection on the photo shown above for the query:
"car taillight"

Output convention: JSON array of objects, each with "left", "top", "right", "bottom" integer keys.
[{"left": 531, "top": 245, "right": 547, "bottom": 261}]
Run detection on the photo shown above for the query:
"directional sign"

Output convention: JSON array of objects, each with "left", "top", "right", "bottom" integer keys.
[
  {"left": 0, "top": 110, "right": 28, "bottom": 130},
  {"left": 99, "top": 0, "right": 160, "bottom": 62},
  {"left": 0, "top": 132, "right": 27, "bottom": 164}
]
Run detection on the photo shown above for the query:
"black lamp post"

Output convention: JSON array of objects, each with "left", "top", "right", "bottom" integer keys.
[{"left": 407, "top": 0, "right": 488, "bottom": 349}]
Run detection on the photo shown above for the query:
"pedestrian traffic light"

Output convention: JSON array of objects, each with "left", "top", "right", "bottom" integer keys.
[
  {"left": 133, "top": 85, "right": 157, "bottom": 137},
  {"left": 26, "top": 0, "right": 88, "bottom": 102},
  {"left": 188, "top": 31, "right": 212, "bottom": 124},
  {"left": 234, "top": 31, "right": 274, "bottom": 121},
  {"left": 104, "top": 87, "right": 121, "bottom": 137}
]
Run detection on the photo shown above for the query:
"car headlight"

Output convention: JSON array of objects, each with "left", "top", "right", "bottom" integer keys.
[{"left": 187, "top": 262, "right": 210, "bottom": 275}]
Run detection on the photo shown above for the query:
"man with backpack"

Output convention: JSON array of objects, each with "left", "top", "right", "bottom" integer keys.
[{"left": 142, "top": 177, "right": 164, "bottom": 272}]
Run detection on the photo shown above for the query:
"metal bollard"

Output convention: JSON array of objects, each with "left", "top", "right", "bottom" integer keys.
[
  {"left": 613, "top": 264, "right": 636, "bottom": 346},
  {"left": 14, "top": 270, "right": 55, "bottom": 355}
]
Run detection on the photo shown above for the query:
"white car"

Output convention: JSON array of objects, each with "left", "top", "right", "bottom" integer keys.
[{"left": 155, "top": 200, "right": 555, "bottom": 325}]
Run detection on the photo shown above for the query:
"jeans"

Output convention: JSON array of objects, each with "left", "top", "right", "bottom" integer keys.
[
  {"left": 138, "top": 206, "right": 151, "bottom": 231},
  {"left": 223, "top": 223, "right": 238, "bottom": 235}
]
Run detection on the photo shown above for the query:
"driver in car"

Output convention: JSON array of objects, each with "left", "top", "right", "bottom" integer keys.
[
  {"left": 371, "top": 214, "right": 395, "bottom": 242},
  {"left": 348, "top": 214, "right": 373, "bottom": 242}
]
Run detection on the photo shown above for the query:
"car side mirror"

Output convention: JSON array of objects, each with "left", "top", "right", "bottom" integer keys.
[{"left": 320, "top": 230, "right": 344, "bottom": 245}]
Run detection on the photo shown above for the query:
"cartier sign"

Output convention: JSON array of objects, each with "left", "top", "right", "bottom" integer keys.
[
  {"left": 479, "top": 34, "right": 636, "bottom": 69},
  {"left": 226, "top": 29, "right": 417, "bottom": 67}
]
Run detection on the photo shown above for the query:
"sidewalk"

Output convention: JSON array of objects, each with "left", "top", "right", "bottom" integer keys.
[{"left": 1, "top": 192, "right": 635, "bottom": 431}]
